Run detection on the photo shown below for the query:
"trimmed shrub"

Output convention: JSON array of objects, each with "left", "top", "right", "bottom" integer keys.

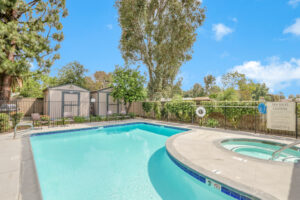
[
  {"left": 142, "top": 102, "right": 153, "bottom": 116},
  {"left": 128, "top": 112, "right": 136, "bottom": 119},
  {"left": 74, "top": 116, "right": 87, "bottom": 123},
  {"left": 153, "top": 102, "right": 161, "bottom": 119},
  {"left": 204, "top": 118, "right": 219, "bottom": 128},
  {"left": 11, "top": 112, "right": 24, "bottom": 128},
  {"left": 0, "top": 113, "right": 10, "bottom": 132}
]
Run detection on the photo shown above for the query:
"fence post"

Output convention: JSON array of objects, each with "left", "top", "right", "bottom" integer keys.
[
  {"left": 192, "top": 108, "right": 194, "bottom": 124},
  {"left": 296, "top": 102, "right": 298, "bottom": 139},
  {"left": 224, "top": 102, "right": 227, "bottom": 129},
  {"left": 254, "top": 103, "right": 257, "bottom": 134}
]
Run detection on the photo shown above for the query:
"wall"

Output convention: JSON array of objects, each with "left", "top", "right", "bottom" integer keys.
[{"left": 12, "top": 98, "right": 44, "bottom": 117}]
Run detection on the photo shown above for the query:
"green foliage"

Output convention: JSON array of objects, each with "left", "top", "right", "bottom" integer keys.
[
  {"left": 251, "top": 83, "right": 269, "bottom": 101},
  {"left": 128, "top": 112, "right": 136, "bottom": 118},
  {"left": 221, "top": 72, "right": 246, "bottom": 89},
  {"left": 74, "top": 116, "right": 87, "bottom": 123},
  {"left": 116, "top": 0, "right": 205, "bottom": 99},
  {"left": 201, "top": 101, "right": 257, "bottom": 128},
  {"left": 153, "top": 102, "right": 161, "bottom": 119},
  {"left": 0, "top": 0, "right": 67, "bottom": 100},
  {"left": 58, "top": 61, "right": 88, "bottom": 87},
  {"left": 217, "top": 88, "right": 239, "bottom": 101},
  {"left": 204, "top": 118, "right": 219, "bottom": 128},
  {"left": 90, "top": 115, "right": 103, "bottom": 122},
  {"left": 204, "top": 75, "right": 217, "bottom": 95},
  {"left": 164, "top": 100, "right": 195, "bottom": 122},
  {"left": 0, "top": 113, "right": 10, "bottom": 131},
  {"left": 18, "top": 74, "right": 58, "bottom": 98},
  {"left": 142, "top": 102, "right": 154, "bottom": 114},
  {"left": 11, "top": 112, "right": 24, "bottom": 128},
  {"left": 84, "top": 71, "right": 112, "bottom": 91},
  {"left": 111, "top": 66, "right": 146, "bottom": 113}
]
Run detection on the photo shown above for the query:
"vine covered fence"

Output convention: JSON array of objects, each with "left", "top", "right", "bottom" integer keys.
[
  {"left": 131, "top": 101, "right": 299, "bottom": 138},
  {"left": 0, "top": 99, "right": 299, "bottom": 138}
]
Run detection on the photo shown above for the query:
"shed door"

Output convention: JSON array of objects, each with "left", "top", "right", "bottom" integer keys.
[{"left": 62, "top": 92, "right": 80, "bottom": 117}]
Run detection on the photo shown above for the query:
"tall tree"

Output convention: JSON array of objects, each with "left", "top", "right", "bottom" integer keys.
[
  {"left": 221, "top": 72, "right": 246, "bottom": 89},
  {"left": 204, "top": 75, "right": 216, "bottom": 95},
  {"left": 0, "top": 0, "right": 68, "bottom": 100},
  {"left": 116, "top": 0, "right": 205, "bottom": 100},
  {"left": 84, "top": 71, "right": 112, "bottom": 91},
  {"left": 251, "top": 83, "right": 269, "bottom": 101},
  {"left": 57, "top": 61, "right": 88, "bottom": 87},
  {"left": 217, "top": 88, "right": 239, "bottom": 101},
  {"left": 110, "top": 66, "right": 146, "bottom": 113},
  {"left": 191, "top": 83, "right": 205, "bottom": 97}
]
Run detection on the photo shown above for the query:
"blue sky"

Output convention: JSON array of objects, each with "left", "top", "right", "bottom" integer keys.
[{"left": 51, "top": 0, "right": 300, "bottom": 96}]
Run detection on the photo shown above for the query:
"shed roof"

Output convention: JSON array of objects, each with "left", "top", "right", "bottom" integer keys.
[
  {"left": 43, "top": 84, "right": 89, "bottom": 92},
  {"left": 90, "top": 87, "right": 112, "bottom": 93}
]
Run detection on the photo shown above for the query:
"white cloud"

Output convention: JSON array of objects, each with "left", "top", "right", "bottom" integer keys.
[
  {"left": 212, "top": 23, "right": 233, "bottom": 41},
  {"left": 230, "top": 57, "right": 300, "bottom": 92},
  {"left": 106, "top": 24, "right": 113, "bottom": 30},
  {"left": 288, "top": 0, "right": 300, "bottom": 7},
  {"left": 284, "top": 18, "right": 300, "bottom": 36}
]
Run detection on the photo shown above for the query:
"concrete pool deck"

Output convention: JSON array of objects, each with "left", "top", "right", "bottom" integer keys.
[
  {"left": 0, "top": 119, "right": 299, "bottom": 200},
  {"left": 166, "top": 127, "right": 300, "bottom": 200}
]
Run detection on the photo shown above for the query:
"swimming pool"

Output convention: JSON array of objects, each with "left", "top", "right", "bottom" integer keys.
[
  {"left": 221, "top": 139, "right": 300, "bottom": 163},
  {"left": 30, "top": 123, "right": 251, "bottom": 200}
]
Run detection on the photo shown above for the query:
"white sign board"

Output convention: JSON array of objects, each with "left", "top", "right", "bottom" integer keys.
[{"left": 267, "top": 102, "right": 296, "bottom": 131}]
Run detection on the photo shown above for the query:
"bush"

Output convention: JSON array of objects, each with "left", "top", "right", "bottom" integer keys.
[
  {"left": 153, "top": 102, "right": 161, "bottom": 119},
  {"left": 0, "top": 113, "right": 10, "bottom": 132},
  {"left": 11, "top": 112, "right": 24, "bottom": 128},
  {"left": 90, "top": 115, "right": 103, "bottom": 122},
  {"left": 40, "top": 115, "right": 50, "bottom": 121},
  {"left": 142, "top": 102, "right": 153, "bottom": 116},
  {"left": 128, "top": 112, "right": 136, "bottom": 118},
  {"left": 74, "top": 116, "right": 87, "bottom": 123},
  {"left": 204, "top": 118, "right": 219, "bottom": 128},
  {"left": 161, "top": 106, "right": 170, "bottom": 119},
  {"left": 164, "top": 100, "right": 195, "bottom": 122}
]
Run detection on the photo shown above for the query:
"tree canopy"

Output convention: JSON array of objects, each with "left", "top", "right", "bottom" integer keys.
[
  {"left": 110, "top": 66, "right": 146, "bottom": 113},
  {"left": 0, "top": 0, "right": 68, "bottom": 100},
  {"left": 57, "top": 61, "right": 87, "bottom": 88},
  {"left": 116, "top": 0, "right": 205, "bottom": 100},
  {"left": 84, "top": 71, "right": 112, "bottom": 91},
  {"left": 17, "top": 73, "right": 58, "bottom": 98}
]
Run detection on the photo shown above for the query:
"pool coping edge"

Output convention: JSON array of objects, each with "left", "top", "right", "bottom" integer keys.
[{"left": 165, "top": 132, "right": 279, "bottom": 200}]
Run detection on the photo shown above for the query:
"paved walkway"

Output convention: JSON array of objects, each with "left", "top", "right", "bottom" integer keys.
[{"left": 0, "top": 134, "right": 21, "bottom": 200}]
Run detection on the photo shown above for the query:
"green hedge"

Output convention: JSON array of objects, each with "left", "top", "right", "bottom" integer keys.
[{"left": 0, "top": 113, "right": 10, "bottom": 132}]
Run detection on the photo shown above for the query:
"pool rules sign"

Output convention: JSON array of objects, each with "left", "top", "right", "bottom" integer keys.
[{"left": 267, "top": 102, "right": 296, "bottom": 131}]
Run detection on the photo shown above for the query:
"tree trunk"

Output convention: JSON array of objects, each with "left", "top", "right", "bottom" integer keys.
[
  {"left": 0, "top": 74, "right": 12, "bottom": 101},
  {"left": 126, "top": 102, "right": 132, "bottom": 114}
]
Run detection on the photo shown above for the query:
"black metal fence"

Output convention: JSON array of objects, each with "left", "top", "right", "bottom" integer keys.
[
  {"left": 0, "top": 99, "right": 299, "bottom": 138},
  {"left": 136, "top": 101, "right": 299, "bottom": 139},
  {"left": 0, "top": 99, "right": 133, "bottom": 133}
]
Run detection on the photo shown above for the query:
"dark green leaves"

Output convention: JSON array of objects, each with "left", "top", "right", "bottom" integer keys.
[{"left": 116, "top": 0, "right": 205, "bottom": 99}]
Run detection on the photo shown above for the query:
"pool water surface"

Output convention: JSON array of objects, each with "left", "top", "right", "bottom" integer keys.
[{"left": 30, "top": 123, "right": 236, "bottom": 200}]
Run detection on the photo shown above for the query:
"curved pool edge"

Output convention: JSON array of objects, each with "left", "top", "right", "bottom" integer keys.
[{"left": 165, "top": 132, "right": 278, "bottom": 200}]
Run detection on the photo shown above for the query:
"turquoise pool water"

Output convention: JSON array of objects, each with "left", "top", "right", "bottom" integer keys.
[
  {"left": 30, "top": 123, "right": 234, "bottom": 200},
  {"left": 222, "top": 139, "right": 300, "bottom": 163}
]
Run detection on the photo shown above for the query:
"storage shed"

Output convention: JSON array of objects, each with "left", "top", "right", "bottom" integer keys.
[
  {"left": 90, "top": 88, "right": 123, "bottom": 116},
  {"left": 43, "top": 84, "right": 90, "bottom": 119}
]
